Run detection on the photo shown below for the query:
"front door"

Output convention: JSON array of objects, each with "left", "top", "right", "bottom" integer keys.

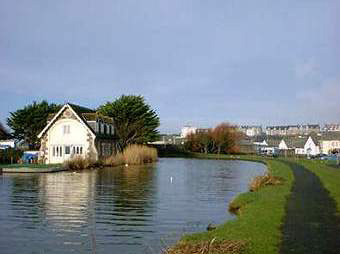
[{"left": 64, "top": 145, "right": 71, "bottom": 161}]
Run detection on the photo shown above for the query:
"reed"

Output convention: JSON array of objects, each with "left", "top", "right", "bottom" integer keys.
[
  {"left": 63, "top": 156, "right": 102, "bottom": 170},
  {"left": 123, "top": 144, "right": 158, "bottom": 165},
  {"left": 104, "top": 145, "right": 158, "bottom": 167}
]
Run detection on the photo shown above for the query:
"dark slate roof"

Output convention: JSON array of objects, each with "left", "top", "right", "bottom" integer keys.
[
  {"left": 67, "top": 103, "right": 95, "bottom": 114},
  {"left": 0, "top": 122, "right": 11, "bottom": 139},
  {"left": 319, "top": 132, "right": 340, "bottom": 141},
  {"left": 47, "top": 105, "right": 113, "bottom": 125}
]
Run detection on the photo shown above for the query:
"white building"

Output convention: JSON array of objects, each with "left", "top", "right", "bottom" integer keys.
[
  {"left": 38, "top": 103, "right": 116, "bottom": 164},
  {"left": 180, "top": 126, "right": 197, "bottom": 138},
  {"left": 320, "top": 140, "right": 340, "bottom": 154},
  {"left": 0, "top": 139, "right": 16, "bottom": 149},
  {"left": 239, "top": 125, "right": 263, "bottom": 137},
  {"left": 303, "top": 136, "right": 320, "bottom": 156},
  {"left": 279, "top": 140, "right": 289, "bottom": 150}
]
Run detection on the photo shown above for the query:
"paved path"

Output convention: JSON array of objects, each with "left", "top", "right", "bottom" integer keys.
[{"left": 280, "top": 161, "right": 340, "bottom": 254}]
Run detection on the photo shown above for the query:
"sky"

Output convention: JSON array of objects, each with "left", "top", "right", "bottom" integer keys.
[{"left": 0, "top": 0, "right": 339, "bottom": 133}]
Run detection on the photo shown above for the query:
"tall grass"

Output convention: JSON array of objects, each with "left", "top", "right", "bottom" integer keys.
[
  {"left": 105, "top": 145, "right": 158, "bottom": 166},
  {"left": 63, "top": 156, "right": 102, "bottom": 171}
]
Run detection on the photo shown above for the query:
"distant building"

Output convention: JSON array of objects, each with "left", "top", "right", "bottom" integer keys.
[
  {"left": 180, "top": 126, "right": 198, "bottom": 138},
  {"left": 323, "top": 124, "right": 340, "bottom": 132},
  {"left": 239, "top": 125, "right": 263, "bottom": 137},
  {"left": 319, "top": 132, "right": 340, "bottom": 154},
  {"left": 253, "top": 135, "right": 320, "bottom": 156},
  {"left": 265, "top": 124, "right": 320, "bottom": 136},
  {"left": 196, "top": 128, "right": 212, "bottom": 134},
  {"left": 0, "top": 140, "right": 16, "bottom": 150},
  {"left": 0, "top": 122, "right": 14, "bottom": 149},
  {"left": 38, "top": 103, "right": 116, "bottom": 164}
]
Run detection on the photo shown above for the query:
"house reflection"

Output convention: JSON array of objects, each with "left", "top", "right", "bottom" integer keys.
[{"left": 38, "top": 171, "right": 97, "bottom": 230}]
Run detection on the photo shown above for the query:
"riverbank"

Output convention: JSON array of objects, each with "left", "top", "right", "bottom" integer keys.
[
  {"left": 166, "top": 158, "right": 294, "bottom": 254},
  {"left": 165, "top": 154, "right": 340, "bottom": 254},
  {"left": 0, "top": 163, "right": 64, "bottom": 173}
]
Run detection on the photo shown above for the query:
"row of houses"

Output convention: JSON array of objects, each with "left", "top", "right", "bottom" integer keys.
[
  {"left": 181, "top": 124, "right": 340, "bottom": 139},
  {"left": 253, "top": 133, "right": 340, "bottom": 156}
]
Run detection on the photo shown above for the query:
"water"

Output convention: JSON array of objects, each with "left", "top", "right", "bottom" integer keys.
[{"left": 0, "top": 158, "right": 266, "bottom": 254}]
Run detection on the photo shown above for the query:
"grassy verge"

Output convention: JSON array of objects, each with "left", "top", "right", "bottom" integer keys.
[
  {"left": 298, "top": 160, "right": 340, "bottom": 212},
  {"left": 166, "top": 156, "right": 294, "bottom": 254}
]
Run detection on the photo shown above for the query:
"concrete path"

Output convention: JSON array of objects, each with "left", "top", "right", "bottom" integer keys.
[{"left": 280, "top": 161, "right": 340, "bottom": 254}]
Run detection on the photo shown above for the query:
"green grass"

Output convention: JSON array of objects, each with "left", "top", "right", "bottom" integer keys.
[
  {"left": 298, "top": 160, "right": 340, "bottom": 212},
  {"left": 0, "top": 163, "right": 61, "bottom": 169},
  {"left": 173, "top": 157, "right": 294, "bottom": 254}
]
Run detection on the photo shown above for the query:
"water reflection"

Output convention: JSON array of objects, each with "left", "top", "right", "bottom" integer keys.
[{"left": 0, "top": 158, "right": 266, "bottom": 254}]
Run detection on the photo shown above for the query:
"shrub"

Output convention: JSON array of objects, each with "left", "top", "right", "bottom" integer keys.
[
  {"left": 104, "top": 152, "right": 125, "bottom": 167},
  {"left": 63, "top": 156, "right": 103, "bottom": 170},
  {"left": 249, "top": 173, "right": 283, "bottom": 192},
  {"left": 0, "top": 149, "right": 23, "bottom": 164}
]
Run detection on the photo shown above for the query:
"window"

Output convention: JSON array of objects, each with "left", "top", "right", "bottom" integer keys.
[
  {"left": 53, "top": 147, "right": 55, "bottom": 157},
  {"left": 65, "top": 146, "right": 70, "bottom": 155},
  {"left": 63, "top": 125, "right": 70, "bottom": 135},
  {"left": 76, "top": 147, "right": 79, "bottom": 154},
  {"left": 80, "top": 147, "right": 83, "bottom": 154}
]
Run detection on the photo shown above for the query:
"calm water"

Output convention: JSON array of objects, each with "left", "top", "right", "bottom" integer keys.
[{"left": 0, "top": 158, "right": 266, "bottom": 254}]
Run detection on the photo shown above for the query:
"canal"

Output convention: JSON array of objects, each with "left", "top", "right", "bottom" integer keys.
[{"left": 0, "top": 158, "right": 266, "bottom": 254}]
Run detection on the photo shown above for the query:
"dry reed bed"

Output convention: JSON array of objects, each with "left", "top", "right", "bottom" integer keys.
[
  {"left": 249, "top": 173, "right": 283, "bottom": 192},
  {"left": 63, "top": 145, "right": 158, "bottom": 170},
  {"left": 164, "top": 238, "right": 247, "bottom": 254},
  {"left": 105, "top": 144, "right": 158, "bottom": 166}
]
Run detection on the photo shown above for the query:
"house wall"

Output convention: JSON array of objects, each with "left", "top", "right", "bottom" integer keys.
[
  {"left": 181, "top": 126, "right": 197, "bottom": 138},
  {"left": 304, "top": 137, "right": 320, "bottom": 156},
  {"left": 42, "top": 118, "right": 97, "bottom": 164},
  {"left": 320, "top": 140, "right": 340, "bottom": 154},
  {"left": 279, "top": 140, "right": 288, "bottom": 150}
]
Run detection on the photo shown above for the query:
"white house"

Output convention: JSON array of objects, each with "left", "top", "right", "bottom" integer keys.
[
  {"left": 279, "top": 140, "right": 289, "bottom": 150},
  {"left": 38, "top": 103, "right": 116, "bottom": 164},
  {"left": 180, "top": 126, "right": 197, "bottom": 138},
  {"left": 320, "top": 140, "right": 340, "bottom": 154},
  {"left": 0, "top": 139, "right": 16, "bottom": 149},
  {"left": 303, "top": 136, "right": 320, "bottom": 156}
]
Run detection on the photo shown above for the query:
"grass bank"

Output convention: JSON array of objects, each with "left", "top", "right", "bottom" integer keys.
[
  {"left": 298, "top": 160, "right": 340, "bottom": 213},
  {"left": 166, "top": 155, "right": 294, "bottom": 254}
]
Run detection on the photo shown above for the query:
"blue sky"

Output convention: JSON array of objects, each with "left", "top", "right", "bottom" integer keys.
[{"left": 0, "top": 0, "right": 339, "bottom": 133}]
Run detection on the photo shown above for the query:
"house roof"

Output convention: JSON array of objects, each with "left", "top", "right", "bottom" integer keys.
[
  {"left": 47, "top": 106, "right": 113, "bottom": 124},
  {"left": 0, "top": 122, "right": 11, "bottom": 139},
  {"left": 319, "top": 132, "right": 340, "bottom": 141},
  {"left": 38, "top": 103, "right": 97, "bottom": 138}
]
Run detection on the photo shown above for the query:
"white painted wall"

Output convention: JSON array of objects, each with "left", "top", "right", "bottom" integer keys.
[
  {"left": 304, "top": 136, "right": 320, "bottom": 156},
  {"left": 295, "top": 148, "right": 305, "bottom": 155},
  {"left": 0, "top": 140, "right": 16, "bottom": 149},
  {"left": 46, "top": 119, "right": 95, "bottom": 164},
  {"left": 181, "top": 126, "right": 197, "bottom": 138},
  {"left": 279, "top": 140, "right": 288, "bottom": 150},
  {"left": 320, "top": 140, "right": 340, "bottom": 154}
]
